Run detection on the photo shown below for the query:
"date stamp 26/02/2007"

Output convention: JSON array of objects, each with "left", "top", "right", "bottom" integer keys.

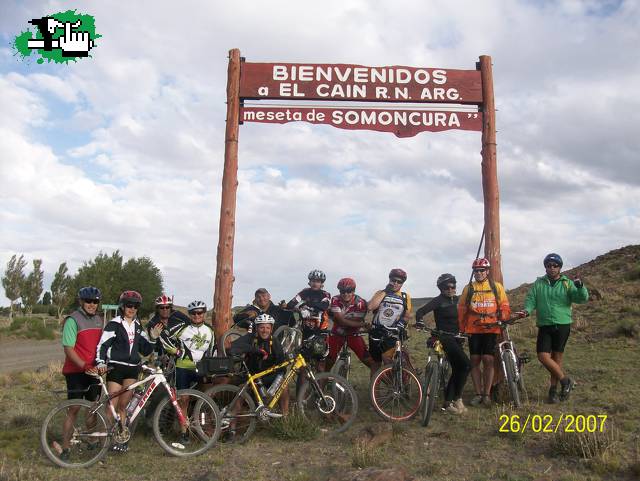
[{"left": 498, "top": 414, "right": 608, "bottom": 434}]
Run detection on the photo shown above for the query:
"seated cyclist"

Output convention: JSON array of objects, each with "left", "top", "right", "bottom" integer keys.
[
  {"left": 160, "top": 300, "right": 215, "bottom": 391},
  {"left": 96, "top": 290, "right": 162, "bottom": 453},
  {"left": 229, "top": 314, "right": 289, "bottom": 415},
  {"left": 233, "top": 288, "right": 296, "bottom": 333},
  {"left": 327, "top": 278, "right": 376, "bottom": 376},
  {"left": 368, "top": 268, "right": 412, "bottom": 365},
  {"left": 415, "top": 273, "right": 471, "bottom": 415}
]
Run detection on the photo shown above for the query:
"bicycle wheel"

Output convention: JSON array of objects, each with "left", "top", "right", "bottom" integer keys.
[
  {"left": 370, "top": 365, "right": 422, "bottom": 422},
  {"left": 331, "top": 358, "right": 350, "bottom": 382},
  {"left": 516, "top": 357, "right": 528, "bottom": 402},
  {"left": 219, "top": 330, "right": 243, "bottom": 356},
  {"left": 205, "top": 384, "right": 256, "bottom": 444},
  {"left": 274, "top": 326, "right": 302, "bottom": 356},
  {"left": 420, "top": 362, "right": 439, "bottom": 427},
  {"left": 152, "top": 389, "right": 221, "bottom": 457},
  {"left": 502, "top": 350, "right": 521, "bottom": 408},
  {"left": 297, "top": 372, "right": 358, "bottom": 435},
  {"left": 41, "top": 399, "right": 110, "bottom": 468}
]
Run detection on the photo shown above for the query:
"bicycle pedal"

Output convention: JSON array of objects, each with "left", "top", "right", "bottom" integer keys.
[{"left": 264, "top": 410, "right": 283, "bottom": 419}]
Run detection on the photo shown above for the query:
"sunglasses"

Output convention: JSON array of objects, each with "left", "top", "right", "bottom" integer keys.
[
  {"left": 339, "top": 289, "right": 355, "bottom": 294},
  {"left": 389, "top": 278, "right": 404, "bottom": 284},
  {"left": 545, "top": 263, "right": 560, "bottom": 268},
  {"left": 124, "top": 303, "right": 139, "bottom": 309},
  {"left": 443, "top": 284, "right": 456, "bottom": 289},
  {"left": 158, "top": 305, "right": 172, "bottom": 310},
  {"left": 191, "top": 310, "right": 206, "bottom": 316},
  {"left": 82, "top": 299, "right": 100, "bottom": 305},
  {"left": 473, "top": 268, "right": 488, "bottom": 273}
]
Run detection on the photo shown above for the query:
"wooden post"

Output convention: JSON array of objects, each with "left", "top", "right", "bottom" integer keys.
[
  {"left": 478, "top": 55, "right": 503, "bottom": 284},
  {"left": 213, "top": 48, "right": 241, "bottom": 340}
]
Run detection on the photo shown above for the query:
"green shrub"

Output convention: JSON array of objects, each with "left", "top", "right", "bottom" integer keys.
[
  {"left": 268, "top": 410, "right": 319, "bottom": 441},
  {"left": 616, "top": 320, "right": 639, "bottom": 338},
  {"left": 626, "top": 266, "right": 640, "bottom": 281}
]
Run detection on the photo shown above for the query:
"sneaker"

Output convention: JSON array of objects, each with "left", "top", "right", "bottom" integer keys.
[
  {"left": 445, "top": 402, "right": 461, "bottom": 414},
  {"left": 559, "top": 378, "right": 575, "bottom": 401},
  {"left": 469, "top": 394, "right": 483, "bottom": 407},
  {"left": 60, "top": 448, "right": 70, "bottom": 461},
  {"left": 112, "top": 442, "right": 129, "bottom": 453},
  {"left": 547, "top": 386, "right": 559, "bottom": 404},
  {"left": 179, "top": 432, "right": 191, "bottom": 446},
  {"left": 454, "top": 398, "right": 468, "bottom": 413},
  {"left": 481, "top": 395, "right": 492, "bottom": 407}
]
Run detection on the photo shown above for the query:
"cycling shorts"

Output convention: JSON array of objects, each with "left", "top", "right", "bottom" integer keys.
[
  {"left": 368, "top": 335, "right": 396, "bottom": 363},
  {"left": 175, "top": 367, "right": 204, "bottom": 390},
  {"left": 328, "top": 334, "right": 370, "bottom": 363},
  {"left": 468, "top": 333, "right": 497, "bottom": 356},
  {"left": 536, "top": 324, "right": 571, "bottom": 353},
  {"left": 65, "top": 373, "right": 100, "bottom": 401},
  {"left": 106, "top": 364, "right": 140, "bottom": 385}
]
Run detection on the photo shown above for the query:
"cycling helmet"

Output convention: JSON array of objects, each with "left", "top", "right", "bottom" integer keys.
[
  {"left": 308, "top": 269, "right": 326, "bottom": 282},
  {"left": 389, "top": 268, "right": 407, "bottom": 282},
  {"left": 337, "top": 277, "right": 356, "bottom": 292},
  {"left": 543, "top": 253, "right": 563, "bottom": 267},
  {"left": 254, "top": 313, "right": 275, "bottom": 325},
  {"left": 472, "top": 258, "right": 491, "bottom": 270},
  {"left": 155, "top": 294, "right": 173, "bottom": 306},
  {"left": 187, "top": 300, "right": 207, "bottom": 313},
  {"left": 119, "top": 290, "right": 142, "bottom": 306},
  {"left": 78, "top": 286, "right": 101, "bottom": 300},
  {"left": 436, "top": 273, "right": 456, "bottom": 288}
]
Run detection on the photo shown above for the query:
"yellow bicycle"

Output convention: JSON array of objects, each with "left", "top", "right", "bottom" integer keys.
[{"left": 204, "top": 333, "right": 358, "bottom": 443}]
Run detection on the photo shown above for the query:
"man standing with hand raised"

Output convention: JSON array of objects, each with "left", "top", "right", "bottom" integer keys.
[{"left": 515, "top": 253, "right": 589, "bottom": 403}]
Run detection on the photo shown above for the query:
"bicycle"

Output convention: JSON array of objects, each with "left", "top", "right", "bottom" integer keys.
[
  {"left": 479, "top": 316, "right": 530, "bottom": 407},
  {"left": 418, "top": 328, "right": 465, "bottom": 427},
  {"left": 369, "top": 326, "right": 423, "bottom": 422},
  {"left": 329, "top": 331, "right": 367, "bottom": 381},
  {"left": 204, "top": 332, "right": 358, "bottom": 443},
  {"left": 41, "top": 363, "right": 221, "bottom": 468}
]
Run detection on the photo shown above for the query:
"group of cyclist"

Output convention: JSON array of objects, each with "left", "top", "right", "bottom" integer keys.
[{"left": 60, "top": 252, "right": 588, "bottom": 454}]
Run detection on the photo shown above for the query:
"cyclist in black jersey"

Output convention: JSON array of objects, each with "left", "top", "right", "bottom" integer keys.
[{"left": 415, "top": 274, "right": 471, "bottom": 414}]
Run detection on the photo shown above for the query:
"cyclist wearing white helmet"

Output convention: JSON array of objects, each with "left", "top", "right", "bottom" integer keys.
[
  {"left": 229, "top": 313, "right": 289, "bottom": 414},
  {"left": 160, "top": 300, "right": 215, "bottom": 391},
  {"left": 286, "top": 270, "right": 331, "bottom": 334}
]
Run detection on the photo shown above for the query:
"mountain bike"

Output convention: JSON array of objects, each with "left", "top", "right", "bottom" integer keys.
[
  {"left": 419, "top": 328, "right": 465, "bottom": 427},
  {"left": 41, "top": 363, "right": 221, "bottom": 468},
  {"left": 204, "top": 332, "right": 358, "bottom": 443},
  {"left": 369, "top": 326, "right": 423, "bottom": 422},
  {"left": 480, "top": 316, "right": 529, "bottom": 407},
  {"left": 329, "top": 331, "right": 367, "bottom": 383}
]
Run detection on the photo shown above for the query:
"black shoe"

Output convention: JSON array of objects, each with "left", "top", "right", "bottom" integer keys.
[
  {"left": 179, "top": 432, "right": 191, "bottom": 446},
  {"left": 60, "top": 448, "right": 70, "bottom": 461},
  {"left": 559, "top": 378, "right": 575, "bottom": 401},
  {"left": 112, "top": 442, "right": 129, "bottom": 453},
  {"left": 547, "top": 387, "right": 559, "bottom": 404}
]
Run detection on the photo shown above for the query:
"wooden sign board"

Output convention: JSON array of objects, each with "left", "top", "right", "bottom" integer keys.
[
  {"left": 239, "top": 63, "right": 483, "bottom": 104},
  {"left": 241, "top": 106, "right": 481, "bottom": 137}
]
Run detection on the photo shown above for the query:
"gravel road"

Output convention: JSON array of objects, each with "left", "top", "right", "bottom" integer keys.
[{"left": 0, "top": 338, "right": 63, "bottom": 374}]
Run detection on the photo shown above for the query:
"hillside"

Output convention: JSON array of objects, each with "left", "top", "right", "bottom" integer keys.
[{"left": 0, "top": 245, "right": 638, "bottom": 481}]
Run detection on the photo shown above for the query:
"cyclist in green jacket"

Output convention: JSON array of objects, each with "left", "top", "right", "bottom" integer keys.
[{"left": 516, "top": 253, "right": 588, "bottom": 403}]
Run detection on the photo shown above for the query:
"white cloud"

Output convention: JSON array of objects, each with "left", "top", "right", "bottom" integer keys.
[{"left": 1, "top": 0, "right": 639, "bottom": 310}]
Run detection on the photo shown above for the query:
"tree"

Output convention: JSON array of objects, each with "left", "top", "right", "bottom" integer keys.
[
  {"left": 42, "top": 291, "right": 52, "bottom": 305},
  {"left": 2, "top": 254, "right": 27, "bottom": 321},
  {"left": 51, "top": 262, "right": 74, "bottom": 319},
  {"left": 70, "top": 251, "right": 163, "bottom": 318},
  {"left": 22, "top": 259, "right": 44, "bottom": 315}
]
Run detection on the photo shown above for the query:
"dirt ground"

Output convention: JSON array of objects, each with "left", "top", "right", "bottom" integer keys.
[{"left": 0, "top": 339, "right": 62, "bottom": 374}]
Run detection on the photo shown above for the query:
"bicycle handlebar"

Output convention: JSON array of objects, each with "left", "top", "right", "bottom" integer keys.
[{"left": 416, "top": 327, "right": 467, "bottom": 339}]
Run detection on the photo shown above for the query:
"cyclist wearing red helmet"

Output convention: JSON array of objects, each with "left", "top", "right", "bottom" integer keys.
[
  {"left": 368, "top": 268, "right": 412, "bottom": 364},
  {"left": 458, "top": 258, "right": 511, "bottom": 407},
  {"left": 96, "top": 290, "right": 162, "bottom": 452},
  {"left": 147, "top": 294, "right": 190, "bottom": 354},
  {"left": 326, "top": 278, "right": 376, "bottom": 375}
]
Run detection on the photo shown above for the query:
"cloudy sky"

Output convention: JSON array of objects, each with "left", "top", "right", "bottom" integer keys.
[{"left": 1, "top": 0, "right": 638, "bottom": 310}]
